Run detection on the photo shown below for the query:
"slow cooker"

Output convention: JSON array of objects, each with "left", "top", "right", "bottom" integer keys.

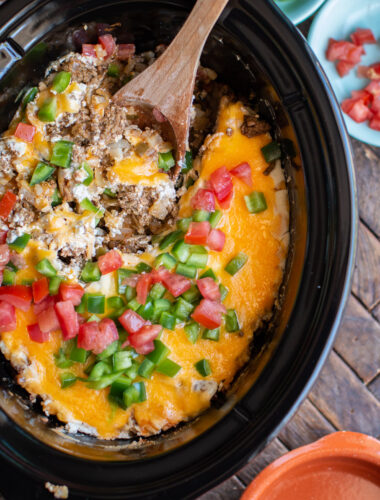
[{"left": 0, "top": 0, "right": 356, "bottom": 498}]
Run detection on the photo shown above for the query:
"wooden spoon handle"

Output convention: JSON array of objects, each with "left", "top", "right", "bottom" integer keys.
[{"left": 114, "top": 0, "right": 229, "bottom": 158}]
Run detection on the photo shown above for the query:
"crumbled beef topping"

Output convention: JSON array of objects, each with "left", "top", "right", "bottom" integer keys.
[{"left": 241, "top": 114, "right": 271, "bottom": 138}]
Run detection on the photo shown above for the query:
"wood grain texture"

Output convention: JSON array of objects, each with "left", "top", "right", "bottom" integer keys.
[
  {"left": 334, "top": 294, "right": 380, "bottom": 383},
  {"left": 368, "top": 375, "right": 380, "bottom": 401},
  {"left": 309, "top": 351, "right": 380, "bottom": 436},
  {"left": 278, "top": 397, "right": 336, "bottom": 449},
  {"left": 352, "top": 221, "right": 380, "bottom": 309},
  {"left": 236, "top": 438, "right": 289, "bottom": 485},
  {"left": 352, "top": 139, "right": 380, "bottom": 237},
  {"left": 199, "top": 475, "right": 245, "bottom": 500}
]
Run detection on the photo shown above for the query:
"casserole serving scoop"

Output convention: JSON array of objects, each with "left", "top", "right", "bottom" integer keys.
[{"left": 113, "top": 0, "right": 229, "bottom": 176}]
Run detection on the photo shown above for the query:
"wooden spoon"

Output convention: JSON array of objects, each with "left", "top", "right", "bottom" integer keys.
[{"left": 113, "top": 0, "right": 229, "bottom": 176}]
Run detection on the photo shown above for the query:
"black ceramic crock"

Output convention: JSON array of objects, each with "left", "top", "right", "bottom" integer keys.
[{"left": 0, "top": 1, "right": 356, "bottom": 498}]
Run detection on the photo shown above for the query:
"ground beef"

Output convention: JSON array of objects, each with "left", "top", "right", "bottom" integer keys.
[
  {"left": 98, "top": 103, "right": 131, "bottom": 145},
  {"left": 241, "top": 114, "right": 271, "bottom": 138},
  {"left": 7, "top": 199, "right": 37, "bottom": 230},
  {"left": 59, "top": 55, "right": 107, "bottom": 86}
]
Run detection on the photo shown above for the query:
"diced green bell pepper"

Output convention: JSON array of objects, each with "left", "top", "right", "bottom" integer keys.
[
  {"left": 50, "top": 140, "right": 73, "bottom": 168},
  {"left": 81, "top": 261, "right": 101, "bottom": 282},
  {"left": 194, "top": 359, "right": 211, "bottom": 377},
  {"left": 38, "top": 96, "right": 57, "bottom": 122},
  {"left": 30, "top": 162, "right": 55, "bottom": 186},
  {"left": 51, "top": 71, "right": 71, "bottom": 93},
  {"left": 8, "top": 233, "right": 31, "bottom": 253},
  {"left": 158, "top": 151, "right": 175, "bottom": 171}
]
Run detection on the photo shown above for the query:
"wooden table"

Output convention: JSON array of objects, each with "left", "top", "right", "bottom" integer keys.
[{"left": 200, "top": 17, "right": 380, "bottom": 500}]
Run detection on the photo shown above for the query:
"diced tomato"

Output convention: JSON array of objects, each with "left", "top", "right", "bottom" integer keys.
[
  {"left": 27, "top": 323, "right": 49, "bottom": 343},
  {"left": 326, "top": 38, "right": 364, "bottom": 64},
  {"left": 371, "top": 95, "right": 380, "bottom": 114},
  {"left": 351, "top": 89, "right": 372, "bottom": 104},
  {"left": 0, "top": 244, "right": 10, "bottom": 270},
  {"left": 32, "top": 277, "right": 49, "bottom": 304},
  {"left": 230, "top": 162, "right": 252, "bottom": 187},
  {"left": 82, "top": 44, "right": 96, "bottom": 57},
  {"left": 95, "top": 318, "right": 119, "bottom": 354},
  {"left": 358, "top": 63, "right": 380, "bottom": 80},
  {"left": 345, "top": 98, "right": 372, "bottom": 122},
  {"left": 122, "top": 274, "right": 139, "bottom": 287},
  {"left": 326, "top": 39, "right": 350, "bottom": 61},
  {"left": 350, "top": 28, "right": 376, "bottom": 46},
  {"left": 128, "top": 324, "right": 161, "bottom": 348},
  {"left": 117, "top": 43, "right": 135, "bottom": 60},
  {"left": 136, "top": 273, "right": 152, "bottom": 305},
  {"left": 337, "top": 60, "right": 356, "bottom": 77},
  {"left": 218, "top": 190, "right": 233, "bottom": 209},
  {"left": 97, "top": 249, "right": 123, "bottom": 275},
  {"left": 134, "top": 341, "right": 155, "bottom": 355},
  {"left": 0, "top": 191, "right": 17, "bottom": 220},
  {"left": 0, "top": 284, "right": 32, "bottom": 312},
  {"left": 161, "top": 272, "right": 191, "bottom": 297},
  {"left": 184, "top": 221, "right": 211, "bottom": 245},
  {"left": 207, "top": 228, "right": 225, "bottom": 252},
  {"left": 58, "top": 282, "right": 84, "bottom": 306},
  {"left": 33, "top": 295, "right": 56, "bottom": 315},
  {"left": 14, "top": 122, "right": 35, "bottom": 142},
  {"left": 0, "top": 301, "right": 16, "bottom": 333},
  {"left": 341, "top": 97, "right": 357, "bottom": 114},
  {"left": 197, "top": 277, "right": 221, "bottom": 301},
  {"left": 77, "top": 321, "right": 99, "bottom": 351},
  {"left": 191, "top": 189, "right": 215, "bottom": 212},
  {"left": 369, "top": 114, "right": 380, "bottom": 131},
  {"left": 99, "top": 35, "right": 116, "bottom": 58},
  {"left": 55, "top": 301, "right": 79, "bottom": 340},
  {"left": 0, "top": 230, "right": 7, "bottom": 244},
  {"left": 150, "top": 266, "right": 171, "bottom": 284},
  {"left": 38, "top": 305, "right": 60, "bottom": 333},
  {"left": 343, "top": 44, "right": 364, "bottom": 64},
  {"left": 191, "top": 299, "right": 226, "bottom": 329},
  {"left": 119, "top": 309, "right": 147, "bottom": 334},
  {"left": 365, "top": 81, "right": 380, "bottom": 96},
  {"left": 209, "top": 166, "right": 233, "bottom": 202}
]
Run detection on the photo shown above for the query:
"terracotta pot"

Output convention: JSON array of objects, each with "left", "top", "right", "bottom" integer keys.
[{"left": 241, "top": 432, "right": 380, "bottom": 500}]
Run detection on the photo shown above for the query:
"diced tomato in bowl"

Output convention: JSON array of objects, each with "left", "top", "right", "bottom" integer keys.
[
  {"left": 0, "top": 284, "right": 32, "bottom": 311},
  {"left": 58, "top": 283, "right": 84, "bottom": 306},
  {"left": 336, "top": 61, "right": 356, "bottom": 77},
  {"left": 191, "top": 189, "right": 215, "bottom": 212},
  {"left": 98, "top": 249, "right": 123, "bottom": 275},
  {"left": 369, "top": 114, "right": 380, "bottom": 131},
  {"left": 0, "top": 301, "right": 16, "bottom": 333},
  {"left": 350, "top": 28, "right": 376, "bottom": 46}
]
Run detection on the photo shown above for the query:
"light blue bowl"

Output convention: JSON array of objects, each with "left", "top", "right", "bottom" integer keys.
[
  {"left": 308, "top": 0, "right": 380, "bottom": 147},
  {"left": 274, "top": 0, "right": 326, "bottom": 25}
]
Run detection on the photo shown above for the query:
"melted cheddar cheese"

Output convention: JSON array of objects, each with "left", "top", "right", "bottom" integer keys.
[{"left": 0, "top": 100, "right": 288, "bottom": 439}]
